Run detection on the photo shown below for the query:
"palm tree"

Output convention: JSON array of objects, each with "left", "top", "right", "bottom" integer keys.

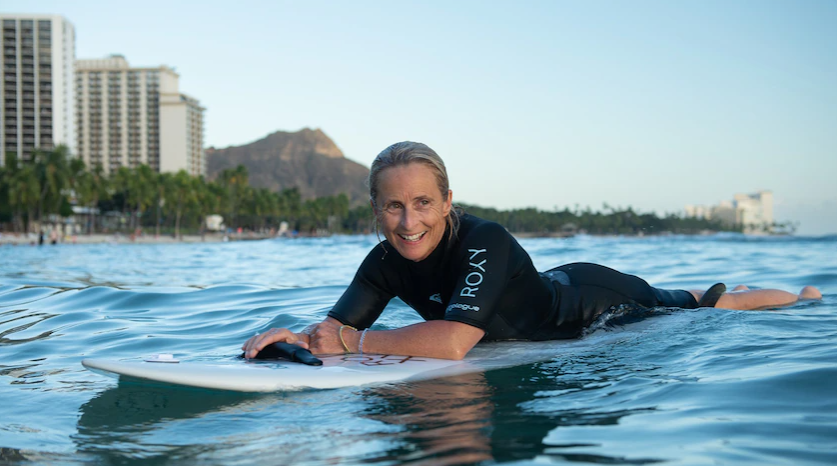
[
  {"left": 34, "top": 146, "right": 70, "bottom": 228},
  {"left": 218, "top": 165, "right": 248, "bottom": 230},
  {"left": 194, "top": 177, "right": 223, "bottom": 240},
  {"left": 131, "top": 165, "right": 157, "bottom": 233},
  {"left": 112, "top": 166, "right": 133, "bottom": 232},
  {"left": 87, "top": 164, "right": 109, "bottom": 234},
  {"left": 166, "top": 170, "right": 194, "bottom": 240},
  {"left": 155, "top": 172, "right": 173, "bottom": 237},
  {"left": 9, "top": 165, "right": 41, "bottom": 233},
  {"left": 66, "top": 156, "right": 87, "bottom": 235},
  {"left": 1, "top": 153, "right": 22, "bottom": 232}
]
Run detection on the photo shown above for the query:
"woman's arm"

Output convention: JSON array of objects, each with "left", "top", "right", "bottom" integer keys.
[
  {"left": 242, "top": 317, "right": 485, "bottom": 360},
  {"left": 310, "top": 319, "right": 485, "bottom": 360}
]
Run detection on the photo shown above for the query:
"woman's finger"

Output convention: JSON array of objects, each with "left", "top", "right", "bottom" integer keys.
[{"left": 243, "top": 328, "right": 309, "bottom": 358}]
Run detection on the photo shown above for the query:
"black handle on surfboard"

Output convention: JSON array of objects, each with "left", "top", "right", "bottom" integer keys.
[{"left": 243, "top": 342, "right": 323, "bottom": 366}]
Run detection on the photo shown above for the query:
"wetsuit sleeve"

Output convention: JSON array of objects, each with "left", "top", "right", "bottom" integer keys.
[
  {"left": 327, "top": 247, "right": 395, "bottom": 329},
  {"left": 443, "top": 222, "right": 513, "bottom": 331}
]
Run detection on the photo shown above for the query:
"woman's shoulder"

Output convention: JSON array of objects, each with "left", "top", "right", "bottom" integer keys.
[{"left": 458, "top": 213, "right": 510, "bottom": 238}]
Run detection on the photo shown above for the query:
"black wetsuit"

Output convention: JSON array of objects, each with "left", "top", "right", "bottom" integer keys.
[{"left": 329, "top": 214, "right": 698, "bottom": 341}]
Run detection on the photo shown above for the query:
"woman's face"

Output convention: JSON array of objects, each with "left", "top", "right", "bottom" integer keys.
[{"left": 374, "top": 163, "right": 452, "bottom": 262}]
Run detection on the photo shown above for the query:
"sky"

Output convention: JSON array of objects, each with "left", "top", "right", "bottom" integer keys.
[{"left": 3, "top": 0, "right": 836, "bottom": 235}]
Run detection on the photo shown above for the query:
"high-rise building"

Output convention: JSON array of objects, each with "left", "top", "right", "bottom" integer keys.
[
  {"left": 1, "top": 14, "right": 75, "bottom": 165},
  {"left": 734, "top": 191, "right": 773, "bottom": 234},
  {"left": 685, "top": 190, "right": 775, "bottom": 234},
  {"left": 75, "top": 54, "right": 205, "bottom": 176}
]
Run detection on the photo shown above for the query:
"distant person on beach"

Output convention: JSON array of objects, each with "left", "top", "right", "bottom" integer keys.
[{"left": 243, "top": 142, "right": 822, "bottom": 360}]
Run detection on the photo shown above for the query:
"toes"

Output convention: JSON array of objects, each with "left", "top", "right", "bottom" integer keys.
[{"left": 732, "top": 285, "right": 750, "bottom": 291}]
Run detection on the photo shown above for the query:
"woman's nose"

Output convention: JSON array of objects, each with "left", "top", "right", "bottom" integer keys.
[{"left": 400, "top": 207, "right": 419, "bottom": 229}]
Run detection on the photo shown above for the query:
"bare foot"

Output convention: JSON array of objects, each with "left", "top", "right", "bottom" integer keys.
[
  {"left": 799, "top": 286, "right": 822, "bottom": 300},
  {"left": 732, "top": 285, "right": 750, "bottom": 291}
]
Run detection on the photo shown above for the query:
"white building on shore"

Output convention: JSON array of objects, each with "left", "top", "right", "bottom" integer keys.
[
  {"left": 75, "top": 54, "right": 205, "bottom": 176},
  {"left": 685, "top": 190, "right": 774, "bottom": 234},
  {"left": 0, "top": 14, "right": 75, "bottom": 165}
]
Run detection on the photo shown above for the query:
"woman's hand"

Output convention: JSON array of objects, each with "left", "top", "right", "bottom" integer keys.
[
  {"left": 305, "top": 319, "right": 358, "bottom": 354},
  {"left": 241, "top": 327, "right": 310, "bottom": 359}
]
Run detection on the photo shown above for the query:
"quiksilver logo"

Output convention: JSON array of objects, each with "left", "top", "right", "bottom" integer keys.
[
  {"left": 429, "top": 293, "right": 442, "bottom": 303},
  {"left": 446, "top": 303, "right": 480, "bottom": 312}
]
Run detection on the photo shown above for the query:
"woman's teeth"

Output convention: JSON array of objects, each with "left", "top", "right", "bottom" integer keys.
[{"left": 399, "top": 232, "right": 426, "bottom": 242}]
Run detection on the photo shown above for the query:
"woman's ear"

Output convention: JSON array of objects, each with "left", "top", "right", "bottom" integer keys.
[
  {"left": 370, "top": 199, "right": 379, "bottom": 215},
  {"left": 443, "top": 190, "right": 453, "bottom": 216}
]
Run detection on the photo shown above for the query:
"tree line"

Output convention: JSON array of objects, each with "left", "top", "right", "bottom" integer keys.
[
  {"left": 1, "top": 145, "right": 738, "bottom": 237},
  {"left": 0, "top": 146, "right": 372, "bottom": 237},
  {"left": 458, "top": 203, "right": 739, "bottom": 236}
]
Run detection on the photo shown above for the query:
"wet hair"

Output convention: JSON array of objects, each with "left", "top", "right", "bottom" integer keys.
[{"left": 368, "top": 141, "right": 461, "bottom": 240}]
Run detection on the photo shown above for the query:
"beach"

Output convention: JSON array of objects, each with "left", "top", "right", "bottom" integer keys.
[{"left": 0, "top": 231, "right": 274, "bottom": 246}]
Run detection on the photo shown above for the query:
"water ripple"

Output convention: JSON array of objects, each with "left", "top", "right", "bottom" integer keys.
[{"left": 0, "top": 234, "right": 834, "bottom": 464}]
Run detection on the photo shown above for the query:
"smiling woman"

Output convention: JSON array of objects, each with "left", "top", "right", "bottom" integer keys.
[
  {"left": 241, "top": 142, "right": 822, "bottom": 361},
  {"left": 374, "top": 163, "right": 452, "bottom": 262}
]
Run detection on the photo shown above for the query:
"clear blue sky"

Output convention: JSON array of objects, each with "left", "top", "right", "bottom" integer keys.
[{"left": 4, "top": 1, "right": 836, "bottom": 234}]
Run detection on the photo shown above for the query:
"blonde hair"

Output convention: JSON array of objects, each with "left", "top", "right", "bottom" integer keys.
[{"left": 368, "top": 141, "right": 460, "bottom": 240}]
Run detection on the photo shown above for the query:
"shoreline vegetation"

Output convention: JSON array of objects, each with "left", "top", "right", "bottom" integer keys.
[{"left": 2, "top": 146, "right": 749, "bottom": 246}]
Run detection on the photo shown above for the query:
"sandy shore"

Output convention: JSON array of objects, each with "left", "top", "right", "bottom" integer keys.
[{"left": 0, "top": 232, "right": 275, "bottom": 246}]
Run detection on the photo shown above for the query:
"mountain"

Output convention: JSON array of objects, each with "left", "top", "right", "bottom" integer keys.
[{"left": 205, "top": 128, "right": 370, "bottom": 205}]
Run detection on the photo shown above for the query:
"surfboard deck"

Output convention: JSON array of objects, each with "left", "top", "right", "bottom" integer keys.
[{"left": 82, "top": 341, "right": 568, "bottom": 392}]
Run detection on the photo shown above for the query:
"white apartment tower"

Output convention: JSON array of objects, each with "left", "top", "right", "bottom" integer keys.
[
  {"left": 734, "top": 191, "right": 773, "bottom": 234},
  {"left": 685, "top": 190, "right": 775, "bottom": 234},
  {"left": 75, "top": 55, "right": 205, "bottom": 176},
  {"left": 1, "top": 14, "right": 75, "bottom": 165}
]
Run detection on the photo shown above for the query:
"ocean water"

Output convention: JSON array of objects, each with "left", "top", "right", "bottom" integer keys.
[{"left": 1, "top": 233, "right": 835, "bottom": 465}]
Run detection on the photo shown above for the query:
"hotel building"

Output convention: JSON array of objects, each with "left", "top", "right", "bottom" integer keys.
[
  {"left": 0, "top": 14, "right": 75, "bottom": 165},
  {"left": 75, "top": 54, "right": 205, "bottom": 176},
  {"left": 685, "top": 190, "right": 775, "bottom": 234}
]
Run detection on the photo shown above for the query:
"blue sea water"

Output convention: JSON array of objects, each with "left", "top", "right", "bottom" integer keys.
[{"left": 1, "top": 233, "right": 835, "bottom": 465}]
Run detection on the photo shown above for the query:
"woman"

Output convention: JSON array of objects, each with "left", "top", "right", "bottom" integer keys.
[{"left": 243, "top": 142, "right": 822, "bottom": 360}]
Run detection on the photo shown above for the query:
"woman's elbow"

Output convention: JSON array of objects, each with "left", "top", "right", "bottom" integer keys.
[
  {"left": 447, "top": 344, "right": 470, "bottom": 361},
  {"left": 445, "top": 330, "right": 484, "bottom": 360}
]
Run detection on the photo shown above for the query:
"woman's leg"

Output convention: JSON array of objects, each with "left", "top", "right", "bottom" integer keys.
[{"left": 689, "top": 286, "right": 822, "bottom": 310}]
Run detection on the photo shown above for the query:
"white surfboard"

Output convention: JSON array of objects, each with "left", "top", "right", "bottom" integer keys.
[{"left": 81, "top": 341, "right": 569, "bottom": 392}]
